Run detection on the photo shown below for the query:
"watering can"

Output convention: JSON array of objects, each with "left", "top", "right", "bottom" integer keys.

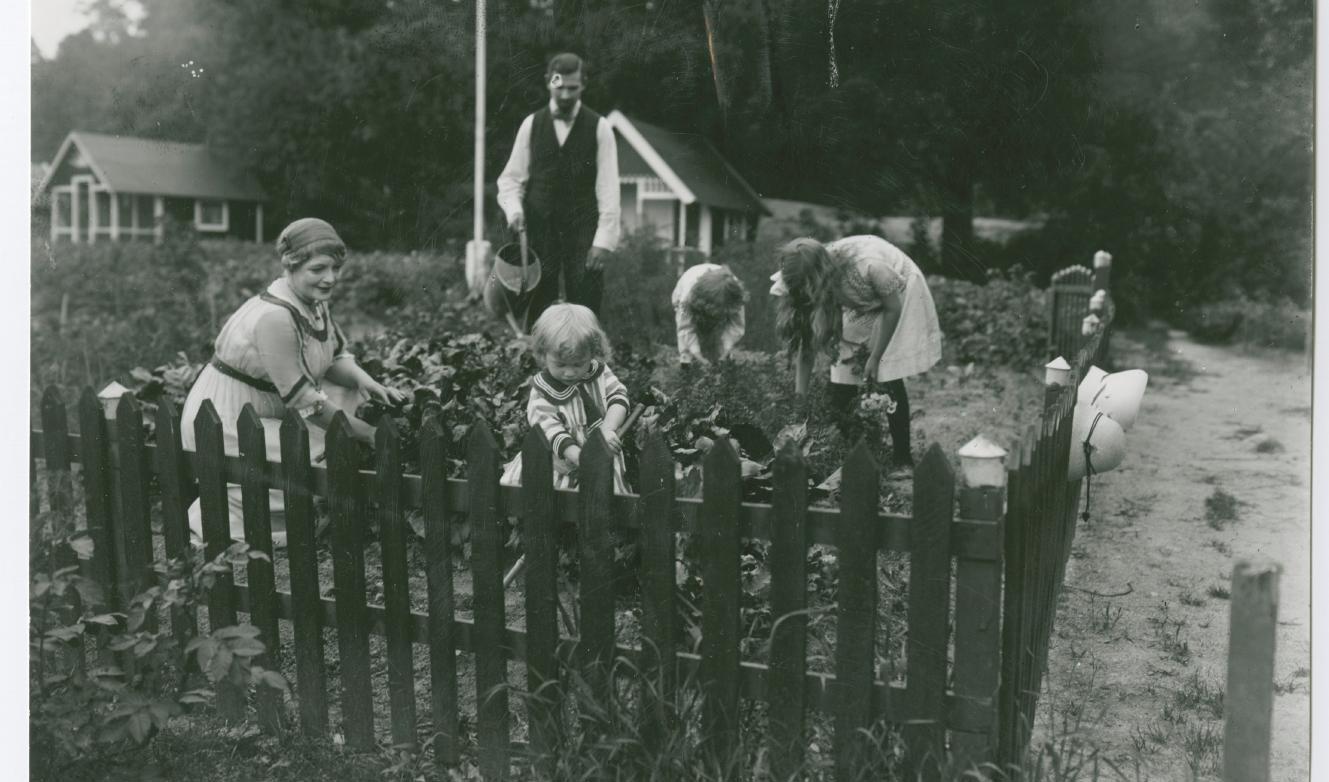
[{"left": 483, "top": 228, "right": 543, "bottom": 337}]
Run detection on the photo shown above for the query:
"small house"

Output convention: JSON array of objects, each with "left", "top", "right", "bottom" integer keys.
[
  {"left": 609, "top": 111, "right": 769, "bottom": 257},
  {"left": 36, "top": 131, "right": 269, "bottom": 244}
]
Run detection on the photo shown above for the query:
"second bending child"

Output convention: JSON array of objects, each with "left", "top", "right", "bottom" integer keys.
[
  {"left": 501, "top": 303, "right": 632, "bottom": 493},
  {"left": 671, "top": 262, "right": 747, "bottom": 368}
]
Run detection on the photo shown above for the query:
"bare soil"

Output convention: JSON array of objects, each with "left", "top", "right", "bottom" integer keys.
[{"left": 1034, "top": 328, "right": 1310, "bottom": 780}]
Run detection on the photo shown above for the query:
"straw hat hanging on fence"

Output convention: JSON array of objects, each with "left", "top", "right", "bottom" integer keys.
[
  {"left": 1085, "top": 369, "right": 1149, "bottom": 432},
  {"left": 1077, "top": 366, "right": 1108, "bottom": 403},
  {"left": 1068, "top": 401, "right": 1126, "bottom": 481}
]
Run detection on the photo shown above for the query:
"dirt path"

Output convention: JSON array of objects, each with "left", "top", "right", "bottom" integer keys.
[{"left": 1035, "top": 328, "right": 1310, "bottom": 780}]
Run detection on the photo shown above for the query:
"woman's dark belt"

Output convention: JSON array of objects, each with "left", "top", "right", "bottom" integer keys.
[{"left": 209, "top": 356, "right": 278, "bottom": 394}]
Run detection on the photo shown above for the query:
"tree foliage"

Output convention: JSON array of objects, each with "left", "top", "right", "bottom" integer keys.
[{"left": 31, "top": 0, "right": 1313, "bottom": 316}]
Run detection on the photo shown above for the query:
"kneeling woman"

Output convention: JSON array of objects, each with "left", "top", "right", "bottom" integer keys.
[
  {"left": 772, "top": 235, "right": 942, "bottom": 468},
  {"left": 180, "top": 218, "right": 407, "bottom": 545}
]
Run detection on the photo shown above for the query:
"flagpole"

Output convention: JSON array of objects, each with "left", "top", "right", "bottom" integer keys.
[
  {"left": 473, "top": 0, "right": 486, "bottom": 259},
  {"left": 466, "top": 0, "right": 489, "bottom": 300}
]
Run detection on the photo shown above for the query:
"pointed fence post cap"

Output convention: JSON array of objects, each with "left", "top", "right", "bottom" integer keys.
[
  {"left": 98, "top": 381, "right": 132, "bottom": 420},
  {"left": 958, "top": 435, "right": 1008, "bottom": 488},
  {"left": 1044, "top": 356, "right": 1072, "bottom": 386},
  {"left": 1093, "top": 250, "right": 1113, "bottom": 268},
  {"left": 98, "top": 381, "right": 131, "bottom": 400}
]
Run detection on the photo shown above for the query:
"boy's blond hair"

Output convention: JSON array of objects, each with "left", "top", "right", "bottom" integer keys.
[{"left": 531, "top": 304, "right": 613, "bottom": 364}]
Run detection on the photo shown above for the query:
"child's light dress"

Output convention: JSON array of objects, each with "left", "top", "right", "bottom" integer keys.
[
  {"left": 671, "top": 263, "right": 746, "bottom": 364},
  {"left": 826, "top": 235, "right": 943, "bottom": 385},
  {"left": 500, "top": 361, "right": 632, "bottom": 495}
]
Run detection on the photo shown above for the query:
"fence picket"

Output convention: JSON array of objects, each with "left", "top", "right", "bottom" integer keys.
[
  {"left": 520, "top": 426, "right": 561, "bottom": 770},
  {"left": 327, "top": 414, "right": 375, "bottom": 750},
  {"left": 115, "top": 395, "right": 154, "bottom": 602},
  {"left": 904, "top": 444, "right": 955, "bottom": 778},
  {"left": 280, "top": 410, "right": 328, "bottom": 738},
  {"left": 77, "top": 389, "right": 117, "bottom": 617},
  {"left": 701, "top": 437, "right": 743, "bottom": 767},
  {"left": 577, "top": 430, "right": 617, "bottom": 719},
  {"left": 41, "top": 388, "right": 84, "bottom": 671},
  {"left": 767, "top": 438, "right": 808, "bottom": 780},
  {"left": 951, "top": 484, "right": 1004, "bottom": 771},
  {"left": 193, "top": 400, "right": 245, "bottom": 723},
  {"left": 998, "top": 436, "right": 1027, "bottom": 766},
  {"left": 237, "top": 405, "right": 284, "bottom": 735},
  {"left": 155, "top": 401, "right": 198, "bottom": 644},
  {"left": 421, "top": 417, "right": 459, "bottom": 765},
  {"left": 468, "top": 421, "right": 509, "bottom": 781},
  {"left": 638, "top": 432, "right": 677, "bottom": 751},
  {"left": 376, "top": 420, "right": 417, "bottom": 750},
  {"left": 833, "top": 441, "right": 880, "bottom": 782},
  {"left": 41, "top": 387, "right": 72, "bottom": 515}
]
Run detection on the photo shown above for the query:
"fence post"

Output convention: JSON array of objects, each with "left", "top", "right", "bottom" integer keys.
[
  {"left": 420, "top": 416, "right": 459, "bottom": 765},
  {"left": 327, "top": 414, "right": 375, "bottom": 750},
  {"left": 638, "top": 432, "right": 678, "bottom": 753},
  {"left": 1043, "top": 357, "right": 1071, "bottom": 413},
  {"left": 833, "top": 441, "right": 881, "bottom": 781},
  {"left": 1223, "top": 560, "right": 1281, "bottom": 782},
  {"left": 951, "top": 436, "right": 1007, "bottom": 772},
  {"left": 376, "top": 419, "right": 417, "bottom": 751},
  {"left": 903, "top": 444, "right": 955, "bottom": 780},
  {"left": 700, "top": 437, "right": 743, "bottom": 769},
  {"left": 1092, "top": 250, "right": 1112, "bottom": 297},
  {"left": 280, "top": 410, "right": 329, "bottom": 739},
  {"left": 467, "top": 421, "right": 509, "bottom": 780}
]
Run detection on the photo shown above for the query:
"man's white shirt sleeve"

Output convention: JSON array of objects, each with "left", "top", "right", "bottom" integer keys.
[
  {"left": 496, "top": 115, "right": 534, "bottom": 225},
  {"left": 593, "top": 117, "right": 620, "bottom": 252}
]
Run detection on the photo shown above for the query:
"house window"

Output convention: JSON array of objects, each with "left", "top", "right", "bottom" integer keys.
[{"left": 195, "top": 199, "right": 229, "bottom": 232}]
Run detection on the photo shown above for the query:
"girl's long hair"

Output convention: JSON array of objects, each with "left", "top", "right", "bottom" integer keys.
[
  {"left": 775, "top": 238, "right": 843, "bottom": 360},
  {"left": 530, "top": 303, "right": 613, "bottom": 364},
  {"left": 686, "top": 268, "right": 747, "bottom": 362}
]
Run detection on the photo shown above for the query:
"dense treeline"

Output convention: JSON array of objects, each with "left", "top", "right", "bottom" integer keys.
[{"left": 32, "top": 0, "right": 1312, "bottom": 319}]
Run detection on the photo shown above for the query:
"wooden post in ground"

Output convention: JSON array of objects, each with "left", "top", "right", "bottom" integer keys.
[
  {"left": 952, "top": 436, "right": 1007, "bottom": 772},
  {"left": 1223, "top": 560, "right": 1281, "bottom": 782}
]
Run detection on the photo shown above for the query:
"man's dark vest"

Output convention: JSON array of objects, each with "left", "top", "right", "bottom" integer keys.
[{"left": 524, "top": 106, "right": 601, "bottom": 234}]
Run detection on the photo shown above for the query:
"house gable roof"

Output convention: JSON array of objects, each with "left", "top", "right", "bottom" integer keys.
[
  {"left": 40, "top": 131, "right": 268, "bottom": 201},
  {"left": 609, "top": 111, "right": 769, "bottom": 215}
]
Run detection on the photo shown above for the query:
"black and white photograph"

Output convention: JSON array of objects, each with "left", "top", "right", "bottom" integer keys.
[{"left": 21, "top": 0, "right": 1317, "bottom": 779}]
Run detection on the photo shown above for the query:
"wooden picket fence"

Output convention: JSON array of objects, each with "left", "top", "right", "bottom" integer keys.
[
  {"left": 998, "top": 262, "right": 1114, "bottom": 766},
  {"left": 32, "top": 259, "right": 1114, "bottom": 777},
  {"left": 33, "top": 389, "right": 1008, "bottom": 780}
]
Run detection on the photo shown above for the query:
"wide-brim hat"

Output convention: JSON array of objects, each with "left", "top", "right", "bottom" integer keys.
[
  {"left": 1086, "top": 369, "right": 1148, "bottom": 432},
  {"left": 1068, "top": 402, "right": 1126, "bottom": 481},
  {"left": 1077, "top": 365, "right": 1108, "bottom": 403}
]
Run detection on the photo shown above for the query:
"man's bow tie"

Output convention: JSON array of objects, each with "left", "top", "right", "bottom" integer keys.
[{"left": 553, "top": 111, "right": 574, "bottom": 122}]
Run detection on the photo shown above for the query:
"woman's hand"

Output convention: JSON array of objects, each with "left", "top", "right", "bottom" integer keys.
[{"left": 366, "top": 381, "right": 409, "bottom": 406}]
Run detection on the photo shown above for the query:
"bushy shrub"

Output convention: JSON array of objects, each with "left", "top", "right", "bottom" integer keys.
[
  {"left": 927, "top": 267, "right": 1049, "bottom": 368},
  {"left": 30, "top": 232, "right": 465, "bottom": 412},
  {"left": 600, "top": 228, "right": 679, "bottom": 347},
  {"left": 1183, "top": 294, "right": 1308, "bottom": 351}
]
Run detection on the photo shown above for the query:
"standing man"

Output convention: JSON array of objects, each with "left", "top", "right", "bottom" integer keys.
[{"left": 497, "top": 52, "right": 621, "bottom": 329}]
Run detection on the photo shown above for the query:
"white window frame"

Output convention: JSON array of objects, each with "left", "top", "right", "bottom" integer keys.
[
  {"left": 50, "top": 185, "right": 75, "bottom": 242},
  {"left": 194, "top": 199, "right": 230, "bottom": 232}
]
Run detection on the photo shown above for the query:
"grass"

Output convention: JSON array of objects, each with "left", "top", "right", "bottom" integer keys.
[
  {"left": 1254, "top": 437, "right": 1285, "bottom": 454},
  {"left": 1207, "top": 584, "right": 1231, "bottom": 600},
  {"left": 1204, "top": 488, "right": 1241, "bottom": 530}
]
